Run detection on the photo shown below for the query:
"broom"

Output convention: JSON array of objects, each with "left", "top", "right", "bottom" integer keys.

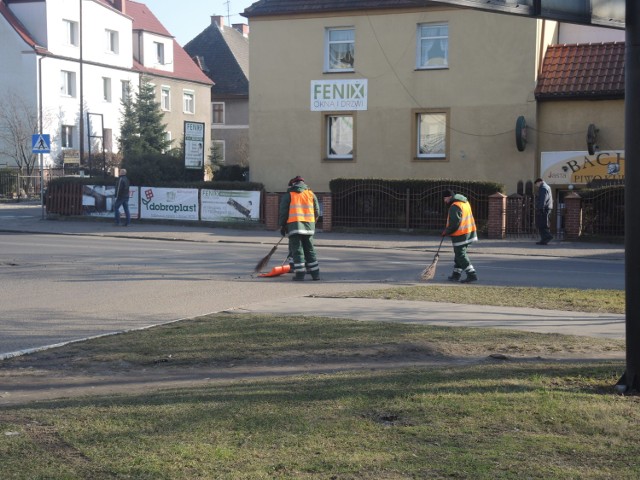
[
  {"left": 420, "top": 236, "right": 445, "bottom": 281},
  {"left": 254, "top": 236, "right": 286, "bottom": 273}
]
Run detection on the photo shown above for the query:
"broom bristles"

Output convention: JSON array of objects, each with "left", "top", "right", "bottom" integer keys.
[
  {"left": 254, "top": 245, "right": 278, "bottom": 273},
  {"left": 419, "top": 254, "right": 439, "bottom": 281}
]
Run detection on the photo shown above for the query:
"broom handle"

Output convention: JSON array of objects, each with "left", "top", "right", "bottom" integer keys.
[{"left": 435, "top": 235, "right": 445, "bottom": 255}]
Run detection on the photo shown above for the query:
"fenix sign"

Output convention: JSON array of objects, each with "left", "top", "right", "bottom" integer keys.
[{"left": 311, "top": 79, "right": 368, "bottom": 111}]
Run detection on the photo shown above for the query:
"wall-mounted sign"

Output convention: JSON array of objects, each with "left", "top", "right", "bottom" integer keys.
[
  {"left": 541, "top": 150, "right": 624, "bottom": 185},
  {"left": 184, "top": 121, "right": 205, "bottom": 169},
  {"left": 311, "top": 79, "right": 368, "bottom": 111},
  {"left": 63, "top": 150, "right": 81, "bottom": 165}
]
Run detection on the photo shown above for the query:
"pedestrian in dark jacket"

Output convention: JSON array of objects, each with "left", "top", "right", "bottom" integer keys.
[
  {"left": 278, "top": 176, "right": 320, "bottom": 281},
  {"left": 114, "top": 169, "right": 130, "bottom": 226},
  {"left": 442, "top": 189, "right": 478, "bottom": 283},
  {"left": 534, "top": 178, "right": 553, "bottom": 245}
]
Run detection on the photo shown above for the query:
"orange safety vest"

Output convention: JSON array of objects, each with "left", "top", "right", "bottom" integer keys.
[
  {"left": 447, "top": 201, "right": 476, "bottom": 236},
  {"left": 287, "top": 190, "right": 316, "bottom": 224}
]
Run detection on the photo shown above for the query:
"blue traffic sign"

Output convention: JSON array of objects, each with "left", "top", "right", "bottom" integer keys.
[{"left": 32, "top": 134, "right": 51, "bottom": 154}]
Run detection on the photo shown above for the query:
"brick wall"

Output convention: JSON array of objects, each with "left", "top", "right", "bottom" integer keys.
[
  {"left": 564, "top": 192, "right": 582, "bottom": 240},
  {"left": 487, "top": 193, "right": 506, "bottom": 239}
]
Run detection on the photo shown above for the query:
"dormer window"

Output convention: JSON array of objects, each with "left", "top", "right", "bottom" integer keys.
[{"left": 154, "top": 42, "right": 165, "bottom": 65}]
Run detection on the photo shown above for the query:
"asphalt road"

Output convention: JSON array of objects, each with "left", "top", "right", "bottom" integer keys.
[{"left": 0, "top": 228, "right": 625, "bottom": 357}]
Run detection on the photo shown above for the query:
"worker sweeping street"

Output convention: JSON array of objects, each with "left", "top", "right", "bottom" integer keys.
[
  {"left": 279, "top": 176, "right": 320, "bottom": 281},
  {"left": 442, "top": 189, "right": 478, "bottom": 283}
]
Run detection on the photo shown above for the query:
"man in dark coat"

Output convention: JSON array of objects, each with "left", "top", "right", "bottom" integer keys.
[
  {"left": 534, "top": 178, "right": 553, "bottom": 245},
  {"left": 114, "top": 169, "right": 131, "bottom": 226}
]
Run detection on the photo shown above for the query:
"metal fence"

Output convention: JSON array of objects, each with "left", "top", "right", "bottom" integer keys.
[
  {"left": 505, "top": 193, "right": 538, "bottom": 238},
  {"left": 332, "top": 181, "right": 490, "bottom": 233},
  {"left": 580, "top": 186, "right": 625, "bottom": 238}
]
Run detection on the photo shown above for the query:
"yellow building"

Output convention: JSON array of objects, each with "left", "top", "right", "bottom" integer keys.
[{"left": 244, "top": 1, "right": 559, "bottom": 193}]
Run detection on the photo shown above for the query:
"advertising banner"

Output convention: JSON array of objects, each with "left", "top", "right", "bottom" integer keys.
[
  {"left": 201, "top": 189, "right": 261, "bottom": 222},
  {"left": 184, "top": 121, "right": 205, "bottom": 169},
  {"left": 540, "top": 150, "right": 625, "bottom": 186},
  {"left": 82, "top": 185, "right": 140, "bottom": 219},
  {"left": 140, "top": 187, "right": 199, "bottom": 221},
  {"left": 310, "top": 79, "right": 368, "bottom": 111}
]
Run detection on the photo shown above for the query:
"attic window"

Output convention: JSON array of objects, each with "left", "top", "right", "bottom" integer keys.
[{"left": 155, "top": 42, "right": 165, "bottom": 65}]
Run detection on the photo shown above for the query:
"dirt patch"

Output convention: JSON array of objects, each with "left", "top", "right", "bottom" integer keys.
[{"left": 0, "top": 348, "right": 623, "bottom": 407}]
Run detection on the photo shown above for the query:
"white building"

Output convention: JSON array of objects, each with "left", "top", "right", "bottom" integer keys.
[{"left": 0, "top": 0, "right": 211, "bottom": 170}]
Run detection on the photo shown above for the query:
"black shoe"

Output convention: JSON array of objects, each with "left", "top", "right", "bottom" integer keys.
[
  {"left": 536, "top": 241, "right": 548, "bottom": 245},
  {"left": 461, "top": 273, "right": 478, "bottom": 283},
  {"left": 447, "top": 273, "right": 461, "bottom": 282}
]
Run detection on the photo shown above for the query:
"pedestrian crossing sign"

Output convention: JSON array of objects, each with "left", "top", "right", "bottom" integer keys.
[{"left": 32, "top": 134, "right": 51, "bottom": 154}]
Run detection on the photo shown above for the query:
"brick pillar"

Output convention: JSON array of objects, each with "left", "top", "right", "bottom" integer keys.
[
  {"left": 264, "top": 193, "right": 280, "bottom": 230},
  {"left": 321, "top": 194, "right": 332, "bottom": 232},
  {"left": 487, "top": 192, "right": 506, "bottom": 239},
  {"left": 564, "top": 192, "right": 582, "bottom": 240}
]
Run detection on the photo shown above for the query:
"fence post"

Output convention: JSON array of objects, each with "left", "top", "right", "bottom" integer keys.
[
  {"left": 488, "top": 192, "right": 506, "bottom": 239},
  {"left": 264, "top": 193, "right": 280, "bottom": 230},
  {"left": 564, "top": 192, "right": 582, "bottom": 240},
  {"left": 322, "top": 194, "right": 332, "bottom": 232}
]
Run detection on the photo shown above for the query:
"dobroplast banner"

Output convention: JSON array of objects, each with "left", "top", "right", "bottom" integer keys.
[
  {"left": 201, "top": 189, "right": 260, "bottom": 222},
  {"left": 140, "top": 187, "right": 199, "bottom": 221}
]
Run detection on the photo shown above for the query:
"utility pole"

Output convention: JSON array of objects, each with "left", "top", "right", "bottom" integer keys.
[{"left": 225, "top": 0, "right": 231, "bottom": 27}]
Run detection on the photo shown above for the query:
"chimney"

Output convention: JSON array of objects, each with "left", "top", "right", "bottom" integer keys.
[
  {"left": 232, "top": 23, "right": 250, "bottom": 37},
  {"left": 211, "top": 15, "right": 224, "bottom": 28},
  {"left": 113, "top": 0, "right": 126, "bottom": 15}
]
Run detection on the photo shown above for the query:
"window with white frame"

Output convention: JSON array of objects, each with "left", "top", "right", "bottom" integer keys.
[
  {"left": 417, "top": 23, "right": 448, "bottom": 69},
  {"left": 212, "top": 102, "right": 225, "bottom": 124},
  {"left": 104, "top": 128, "right": 113, "bottom": 152},
  {"left": 162, "top": 131, "right": 172, "bottom": 153},
  {"left": 415, "top": 110, "right": 448, "bottom": 159},
  {"left": 102, "top": 77, "right": 112, "bottom": 102},
  {"left": 325, "top": 27, "right": 355, "bottom": 72},
  {"left": 60, "top": 70, "right": 76, "bottom": 97},
  {"left": 106, "top": 29, "right": 119, "bottom": 54},
  {"left": 183, "top": 91, "right": 195, "bottom": 114},
  {"left": 121, "top": 80, "right": 131, "bottom": 101},
  {"left": 61, "top": 125, "right": 74, "bottom": 148},
  {"left": 155, "top": 42, "right": 165, "bottom": 64},
  {"left": 63, "top": 20, "right": 78, "bottom": 46},
  {"left": 326, "top": 114, "right": 354, "bottom": 160},
  {"left": 212, "top": 140, "right": 225, "bottom": 165},
  {"left": 161, "top": 87, "right": 171, "bottom": 111}
]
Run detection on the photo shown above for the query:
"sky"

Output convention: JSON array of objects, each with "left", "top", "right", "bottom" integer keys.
[{"left": 147, "top": 0, "right": 256, "bottom": 46}]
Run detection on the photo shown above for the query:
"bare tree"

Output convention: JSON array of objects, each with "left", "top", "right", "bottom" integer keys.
[{"left": 0, "top": 93, "right": 40, "bottom": 177}]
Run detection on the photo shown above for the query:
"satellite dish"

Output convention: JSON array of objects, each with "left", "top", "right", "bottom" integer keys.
[
  {"left": 587, "top": 124, "right": 599, "bottom": 155},
  {"left": 515, "top": 116, "right": 527, "bottom": 152}
]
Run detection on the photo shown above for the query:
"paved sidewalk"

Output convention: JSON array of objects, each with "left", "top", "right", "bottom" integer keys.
[{"left": 0, "top": 202, "right": 626, "bottom": 344}]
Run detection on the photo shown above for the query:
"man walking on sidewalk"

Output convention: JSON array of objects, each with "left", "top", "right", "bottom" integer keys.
[
  {"left": 534, "top": 177, "right": 553, "bottom": 245},
  {"left": 114, "top": 169, "right": 130, "bottom": 226},
  {"left": 442, "top": 189, "right": 478, "bottom": 283}
]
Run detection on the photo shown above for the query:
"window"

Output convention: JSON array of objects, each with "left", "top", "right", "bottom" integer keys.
[
  {"left": 326, "top": 114, "right": 354, "bottom": 160},
  {"left": 60, "top": 70, "right": 76, "bottom": 97},
  {"left": 417, "top": 23, "right": 448, "bottom": 69},
  {"left": 103, "top": 128, "right": 113, "bottom": 152},
  {"left": 212, "top": 102, "right": 225, "bottom": 124},
  {"left": 120, "top": 80, "right": 131, "bottom": 101},
  {"left": 325, "top": 27, "right": 355, "bottom": 72},
  {"left": 106, "top": 29, "right": 119, "bottom": 54},
  {"left": 160, "top": 87, "right": 171, "bottom": 111},
  {"left": 63, "top": 20, "right": 78, "bottom": 46},
  {"left": 212, "top": 140, "right": 225, "bottom": 165},
  {"left": 102, "top": 77, "right": 112, "bottom": 102},
  {"left": 183, "top": 91, "right": 195, "bottom": 114},
  {"left": 414, "top": 110, "right": 448, "bottom": 159},
  {"left": 61, "top": 125, "right": 74, "bottom": 148},
  {"left": 155, "top": 42, "right": 165, "bottom": 64},
  {"left": 162, "top": 131, "right": 172, "bottom": 153}
]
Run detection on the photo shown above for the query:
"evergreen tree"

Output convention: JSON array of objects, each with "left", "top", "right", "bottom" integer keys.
[{"left": 118, "top": 78, "right": 171, "bottom": 159}]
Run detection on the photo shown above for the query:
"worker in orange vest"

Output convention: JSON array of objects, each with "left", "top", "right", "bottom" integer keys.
[
  {"left": 442, "top": 189, "right": 478, "bottom": 283},
  {"left": 279, "top": 176, "right": 320, "bottom": 281}
]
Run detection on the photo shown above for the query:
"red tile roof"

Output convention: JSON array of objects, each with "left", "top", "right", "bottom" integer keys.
[
  {"left": 535, "top": 42, "right": 625, "bottom": 100},
  {"left": 125, "top": 1, "right": 212, "bottom": 85}
]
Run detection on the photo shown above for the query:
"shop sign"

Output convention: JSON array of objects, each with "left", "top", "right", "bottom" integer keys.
[
  {"left": 540, "top": 151, "right": 624, "bottom": 185},
  {"left": 311, "top": 79, "right": 368, "bottom": 111}
]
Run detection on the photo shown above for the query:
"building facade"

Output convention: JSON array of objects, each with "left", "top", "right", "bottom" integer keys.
[
  {"left": 243, "top": 0, "right": 560, "bottom": 193},
  {"left": 0, "top": 0, "right": 211, "bottom": 172}
]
